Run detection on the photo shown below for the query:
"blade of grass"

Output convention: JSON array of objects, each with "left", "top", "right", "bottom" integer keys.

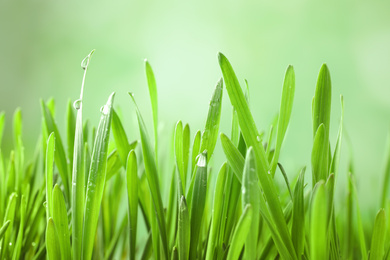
[
  {"left": 175, "top": 121, "right": 185, "bottom": 192},
  {"left": 291, "top": 167, "right": 306, "bottom": 257},
  {"left": 191, "top": 131, "right": 201, "bottom": 175},
  {"left": 0, "top": 220, "right": 10, "bottom": 239},
  {"left": 46, "top": 218, "right": 61, "bottom": 260},
  {"left": 242, "top": 147, "right": 260, "bottom": 259},
  {"left": 220, "top": 133, "right": 244, "bottom": 183},
  {"left": 67, "top": 100, "right": 76, "bottom": 167},
  {"left": 12, "top": 195, "right": 26, "bottom": 260},
  {"left": 381, "top": 132, "right": 390, "bottom": 208},
  {"left": 1, "top": 193, "right": 17, "bottom": 260},
  {"left": 112, "top": 109, "right": 131, "bottom": 166},
  {"left": 178, "top": 196, "right": 190, "bottom": 260},
  {"left": 311, "top": 124, "right": 328, "bottom": 186},
  {"left": 330, "top": 95, "right": 344, "bottom": 179},
  {"left": 129, "top": 92, "right": 169, "bottom": 259},
  {"left": 52, "top": 185, "right": 71, "bottom": 260},
  {"left": 82, "top": 92, "right": 115, "bottom": 260},
  {"left": 126, "top": 150, "right": 138, "bottom": 260},
  {"left": 45, "top": 133, "right": 55, "bottom": 220},
  {"left": 0, "top": 112, "right": 5, "bottom": 147},
  {"left": 189, "top": 151, "right": 208, "bottom": 260},
  {"left": 145, "top": 60, "right": 158, "bottom": 167},
  {"left": 270, "top": 65, "right": 295, "bottom": 175},
  {"left": 370, "top": 209, "right": 386, "bottom": 260},
  {"left": 226, "top": 204, "right": 253, "bottom": 260},
  {"left": 219, "top": 53, "right": 296, "bottom": 259}
]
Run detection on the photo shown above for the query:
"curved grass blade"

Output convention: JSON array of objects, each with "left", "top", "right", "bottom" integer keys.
[
  {"left": 311, "top": 124, "right": 328, "bottom": 186},
  {"left": 370, "top": 209, "right": 386, "bottom": 260},
  {"left": 220, "top": 133, "right": 244, "bottom": 183},
  {"left": 191, "top": 131, "right": 201, "bottom": 175},
  {"left": 129, "top": 92, "right": 169, "bottom": 259},
  {"left": 82, "top": 92, "right": 115, "bottom": 260},
  {"left": 0, "top": 220, "right": 10, "bottom": 240},
  {"left": 226, "top": 204, "right": 253, "bottom": 260},
  {"left": 291, "top": 167, "right": 306, "bottom": 257},
  {"left": 270, "top": 65, "right": 295, "bottom": 175},
  {"left": 46, "top": 218, "right": 61, "bottom": 260},
  {"left": 112, "top": 109, "right": 131, "bottom": 166},
  {"left": 330, "top": 95, "right": 344, "bottom": 179},
  {"left": 126, "top": 150, "right": 138, "bottom": 260},
  {"left": 145, "top": 60, "right": 158, "bottom": 166},
  {"left": 206, "top": 163, "right": 227, "bottom": 260},
  {"left": 242, "top": 147, "right": 260, "bottom": 260},
  {"left": 199, "top": 78, "right": 223, "bottom": 162},
  {"left": 53, "top": 185, "right": 71, "bottom": 260},
  {"left": 218, "top": 52, "right": 296, "bottom": 259},
  {"left": 41, "top": 100, "right": 70, "bottom": 200},
  {"left": 189, "top": 151, "right": 207, "bottom": 260},
  {"left": 45, "top": 133, "right": 55, "bottom": 220},
  {"left": 178, "top": 196, "right": 190, "bottom": 260},
  {"left": 310, "top": 181, "right": 328, "bottom": 259}
]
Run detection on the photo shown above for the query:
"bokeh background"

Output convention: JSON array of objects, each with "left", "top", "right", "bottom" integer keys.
[{"left": 1, "top": 1, "right": 390, "bottom": 217}]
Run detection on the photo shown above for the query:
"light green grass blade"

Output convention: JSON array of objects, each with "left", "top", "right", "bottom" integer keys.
[
  {"left": 112, "top": 109, "right": 131, "bottom": 166},
  {"left": 206, "top": 162, "right": 227, "bottom": 260},
  {"left": 82, "top": 93, "right": 115, "bottom": 260},
  {"left": 330, "top": 95, "right": 344, "bottom": 179},
  {"left": 129, "top": 92, "right": 169, "bottom": 259},
  {"left": 219, "top": 52, "right": 296, "bottom": 259},
  {"left": 370, "top": 209, "right": 386, "bottom": 260},
  {"left": 167, "top": 166, "right": 177, "bottom": 248},
  {"left": 145, "top": 60, "right": 158, "bottom": 166},
  {"left": 191, "top": 130, "right": 201, "bottom": 175},
  {"left": 242, "top": 147, "right": 261, "bottom": 259},
  {"left": 67, "top": 100, "right": 76, "bottom": 167},
  {"left": 0, "top": 112, "right": 5, "bottom": 147},
  {"left": 126, "top": 150, "right": 138, "bottom": 260},
  {"left": 150, "top": 194, "right": 160, "bottom": 260},
  {"left": 189, "top": 151, "right": 208, "bottom": 259},
  {"left": 220, "top": 133, "right": 244, "bottom": 183},
  {"left": 13, "top": 108, "right": 23, "bottom": 190},
  {"left": 312, "top": 64, "right": 332, "bottom": 140},
  {"left": 45, "top": 133, "right": 55, "bottom": 220},
  {"left": 310, "top": 181, "right": 328, "bottom": 259},
  {"left": 381, "top": 131, "right": 390, "bottom": 208},
  {"left": 270, "top": 65, "right": 295, "bottom": 175},
  {"left": 12, "top": 195, "right": 26, "bottom": 260},
  {"left": 0, "top": 150, "right": 4, "bottom": 220},
  {"left": 1, "top": 193, "right": 17, "bottom": 260},
  {"left": 41, "top": 100, "right": 70, "bottom": 200},
  {"left": 183, "top": 124, "right": 190, "bottom": 186},
  {"left": 175, "top": 121, "right": 185, "bottom": 192},
  {"left": 311, "top": 124, "right": 328, "bottom": 185},
  {"left": 291, "top": 167, "right": 306, "bottom": 257},
  {"left": 46, "top": 218, "right": 61, "bottom": 260},
  {"left": 178, "top": 195, "right": 190, "bottom": 260},
  {"left": 199, "top": 78, "right": 223, "bottom": 162},
  {"left": 226, "top": 204, "right": 253, "bottom": 260},
  {"left": 52, "top": 185, "right": 71, "bottom": 260},
  {"left": 0, "top": 220, "right": 10, "bottom": 240}
]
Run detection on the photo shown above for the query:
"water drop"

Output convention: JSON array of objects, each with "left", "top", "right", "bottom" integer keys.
[
  {"left": 242, "top": 188, "right": 246, "bottom": 195},
  {"left": 32, "top": 242, "right": 36, "bottom": 247},
  {"left": 9, "top": 243, "right": 12, "bottom": 246},
  {"left": 129, "top": 92, "right": 135, "bottom": 97},
  {"left": 267, "top": 171, "right": 271, "bottom": 175},
  {"left": 256, "top": 135, "right": 261, "bottom": 142},
  {"left": 100, "top": 105, "right": 109, "bottom": 115},
  {"left": 73, "top": 99, "right": 82, "bottom": 110},
  {"left": 43, "top": 201, "right": 48, "bottom": 208}
]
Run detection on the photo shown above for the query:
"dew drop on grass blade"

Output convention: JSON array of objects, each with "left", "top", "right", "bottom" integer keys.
[
  {"left": 226, "top": 204, "right": 253, "bottom": 260},
  {"left": 206, "top": 162, "right": 227, "bottom": 260},
  {"left": 129, "top": 92, "right": 169, "bottom": 259},
  {"left": 242, "top": 147, "right": 261, "bottom": 260},
  {"left": 270, "top": 65, "right": 295, "bottom": 175},
  {"left": 52, "top": 184, "right": 71, "bottom": 260},
  {"left": 189, "top": 151, "right": 207, "bottom": 260},
  {"left": 218, "top": 52, "right": 296, "bottom": 259},
  {"left": 46, "top": 218, "right": 61, "bottom": 260},
  {"left": 82, "top": 92, "right": 115, "bottom": 260},
  {"left": 126, "top": 150, "right": 138, "bottom": 260}
]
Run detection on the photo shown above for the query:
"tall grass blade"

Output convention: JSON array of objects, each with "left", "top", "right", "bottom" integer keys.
[
  {"left": 370, "top": 209, "right": 386, "bottom": 260},
  {"left": 12, "top": 195, "right": 26, "bottom": 260},
  {"left": 82, "top": 92, "right": 115, "bottom": 260},
  {"left": 191, "top": 131, "right": 201, "bottom": 175},
  {"left": 220, "top": 133, "right": 244, "bottom": 183},
  {"left": 46, "top": 218, "right": 61, "bottom": 260},
  {"left": 330, "top": 95, "right": 344, "bottom": 179},
  {"left": 291, "top": 167, "right": 306, "bottom": 257},
  {"left": 112, "top": 110, "right": 131, "bottom": 166},
  {"left": 67, "top": 100, "right": 76, "bottom": 167},
  {"left": 145, "top": 60, "right": 158, "bottom": 166},
  {"left": 45, "top": 133, "right": 55, "bottom": 220},
  {"left": 126, "top": 150, "right": 138, "bottom": 260},
  {"left": 178, "top": 196, "right": 190, "bottom": 260},
  {"left": 381, "top": 132, "right": 390, "bottom": 208},
  {"left": 0, "top": 220, "right": 10, "bottom": 239},
  {"left": 311, "top": 124, "right": 328, "bottom": 185},
  {"left": 0, "top": 112, "right": 5, "bottom": 147}
]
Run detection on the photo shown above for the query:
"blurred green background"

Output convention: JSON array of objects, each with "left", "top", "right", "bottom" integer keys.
[{"left": 1, "top": 1, "right": 390, "bottom": 213}]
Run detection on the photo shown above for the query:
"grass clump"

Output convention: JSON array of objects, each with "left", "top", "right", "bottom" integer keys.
[{"left": 0, "top": 50, "right": 389, "bottom": 260}]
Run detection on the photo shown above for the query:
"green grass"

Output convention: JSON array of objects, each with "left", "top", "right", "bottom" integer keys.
[{"left": 0, "top": 50, "right": 389, "bottom": 260}]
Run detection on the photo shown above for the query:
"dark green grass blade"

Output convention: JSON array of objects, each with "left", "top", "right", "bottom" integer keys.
[
  {"left": 178, "top": 196, "right": 190, "bottom": 260},
  {"left": 311, "top": 124, "right": 328, "bottom": 185},
  {"left": 41, "top": 100, "right": 70, "bottom": 200},
  {"left": 381, "top": 132, "right": 390, "bottom": 208},
  {"left": 189, "top": 151, "right": 208, "bottom": 260},
  {"left": 199, "top": 78, "right": 223, "bottom": 162},
  {"left": 206, "top": 163, "right": 227, "bottom": 260},
  {"left": 145, "top": 60, "right": 158, "bottom": 166},
  {"left": 46, "top": 218, "right": 61, "bottom": 260},
  {"left": 112, "top": 109, "right": 131, "bottom": 166},
  {"left": 220, "top": 133, "right": 244, "bottom": 183},
  {"left": 310, "top": 181, "right": 328, "bottom": 259},
  {"left": 82, "top": 93, "right": 115, "bottom": 260},
  {"left": 270, "top": 65, "right": 295, "bottom": 175},
  {"left": 242, "top": 147, "right": 260, "bottom": 259},
  {"left": 291, "top": 167, "right": 306, "bottom": 257},
  {"left": 126, "top": 150, "right": 138, "bottom": 260},
  {"left": 45, "top": 133, "right": 55, "bottom": 220},
  {"left": 52, "top": 185, "right": 71, "bottom": 260},
  {"left": 226, "top": 204, "right": 253, "bottom": 260},
  {"left": 219, "top": 52, "right": 296, "bottom": 259},
  {"left": 370, "top": 209, "right": 386, "bottom": 260},
  {"left": 312, "top": 64, "right": 332, "bottom": 140},
  {"left": 129, "top": 93, "right": 169, "bottom": 259}
]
